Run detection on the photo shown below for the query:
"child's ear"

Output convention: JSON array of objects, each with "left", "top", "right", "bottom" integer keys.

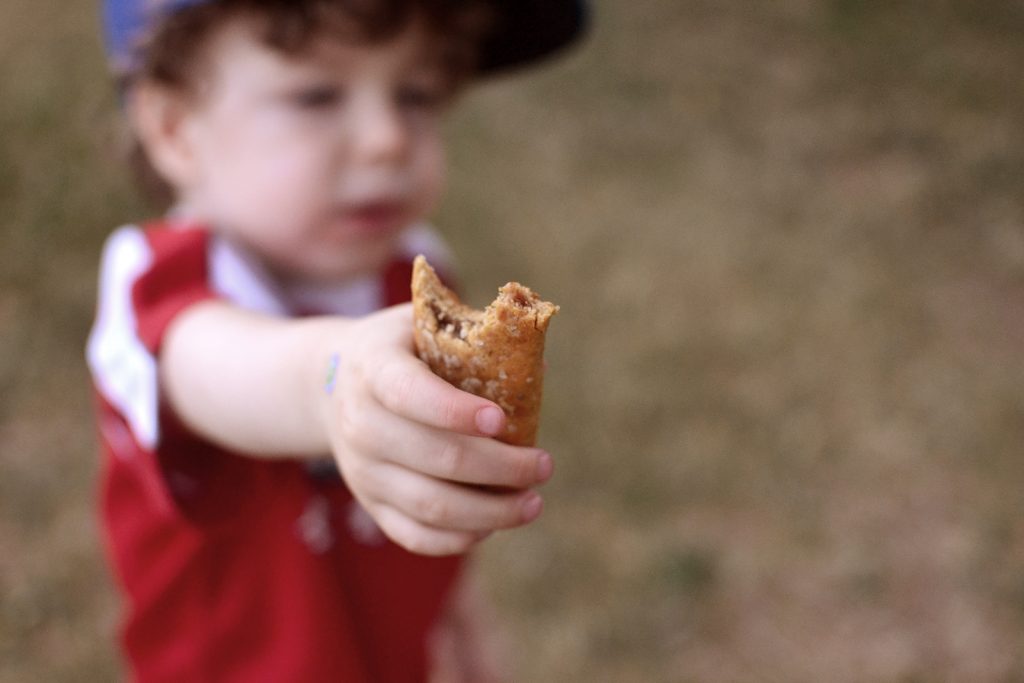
[{"left": 126, "top": 82, "right": 198, "bottom": 190}]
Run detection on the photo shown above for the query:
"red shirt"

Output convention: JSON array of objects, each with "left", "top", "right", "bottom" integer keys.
[{"left": 87, "top": 221, "right": 463, "bottom": 682}]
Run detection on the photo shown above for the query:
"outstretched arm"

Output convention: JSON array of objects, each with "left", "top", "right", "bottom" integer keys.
[
  {"left": 161, "top": 299, "right": 337, "bottom": 454},
  {"left": 160, "top": 301, "right": 553, "bottom": 555}
]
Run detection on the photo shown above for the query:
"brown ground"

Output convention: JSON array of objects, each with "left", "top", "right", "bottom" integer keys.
[{"left": 2, "top": 1, "right": 1023, "bottom": 681}]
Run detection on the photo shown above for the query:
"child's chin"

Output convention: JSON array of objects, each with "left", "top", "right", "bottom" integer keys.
[{"left": 299, "top": 242, "right": 399, "bottom": 282}]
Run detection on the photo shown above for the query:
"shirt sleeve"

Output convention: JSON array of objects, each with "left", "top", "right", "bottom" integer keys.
[
  {"left": 87, "top": 224, "right": 218, "bottom": 450},
  {"left": 133, "top": 226, "right": 220, "bottom": 354},
  {"left": 90, "top": 224, "right": 281, "bottom": 529}
]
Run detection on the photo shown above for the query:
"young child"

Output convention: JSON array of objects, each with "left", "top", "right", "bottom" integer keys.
[{"left": 87, "top": 1, "right": 585, "bottom": 680}]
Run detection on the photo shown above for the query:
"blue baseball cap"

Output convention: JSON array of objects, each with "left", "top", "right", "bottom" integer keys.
[{"left": 102, "top": 0, "right": 588, "bottom": 77}]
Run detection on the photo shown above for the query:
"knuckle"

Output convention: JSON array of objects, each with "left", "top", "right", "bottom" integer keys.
[
  {"left": 344, "top": 353, "right": 369, "bottom": 387},
  {"left": 336, "top": 400, "right": 361, "bottom": 441},
  {"left": 439, "top": 396, "right": 461, "bottom": 430},
  {"left": 414, "top": 493, "right": 450, "bottom": 526},
  {"left": 436, "top": 439, "right": 466, "bottom": 479},
  {"left": 383, "top": 365, "right": 416, "bottom": 412},
  {"left": 338, "top": 452, "right": 369, "bottom": 489},
  {"left": 337, "top": 400, "right": 371, "bottom": 450}
]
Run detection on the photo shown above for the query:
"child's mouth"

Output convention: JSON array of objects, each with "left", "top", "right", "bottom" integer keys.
[{"left": 343, "top": 201, "right": 406, "bottom": 235}]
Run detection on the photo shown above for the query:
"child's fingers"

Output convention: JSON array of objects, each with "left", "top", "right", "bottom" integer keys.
[
  {"left": 353, "top": 400, "right": 550, "bottom": 488},
  {"left": 371, "top": 504, "right": 486, "bottom": 557},
  {"left": 370, "top": 352, "right": 506, "bottom": 437},
  {"left": 361, "top": 462, "right": 543, "bottom": 534}
]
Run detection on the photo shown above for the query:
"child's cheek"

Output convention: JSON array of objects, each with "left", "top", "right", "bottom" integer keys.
[
  {"left": 417, "top": 142, "right": 447, "bottom": 212},
  {"left": 243, "top": 148, "right": 325, "bottom": 218}
]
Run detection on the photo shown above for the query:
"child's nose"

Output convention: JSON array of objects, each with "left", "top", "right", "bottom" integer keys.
[{"left": 350, "top": 96, "right": 408, "bottom": 165}]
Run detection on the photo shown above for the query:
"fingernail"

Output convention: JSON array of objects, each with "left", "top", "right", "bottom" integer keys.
[
  {"left": 536, "top": 451, "right": 554, "bottom": 482},
  {"left": 475, "top": 406, "right": 504, "bottom": 435},
  {"left": 521, "top": 493, "right": 543, "bottom": 522}
]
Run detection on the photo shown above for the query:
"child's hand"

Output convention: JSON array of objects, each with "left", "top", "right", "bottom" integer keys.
[{"left": 321, "top": 304, "right": 553, "bottom": 556}]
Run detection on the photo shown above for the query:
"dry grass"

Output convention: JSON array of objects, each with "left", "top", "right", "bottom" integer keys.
[{"left": 3, "top": 0, "right": 1023, "bottom": 681}]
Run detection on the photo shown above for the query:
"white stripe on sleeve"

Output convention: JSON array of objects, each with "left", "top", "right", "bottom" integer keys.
[{"left": 86, "top": 226, "right": 161, "bottom": 451}]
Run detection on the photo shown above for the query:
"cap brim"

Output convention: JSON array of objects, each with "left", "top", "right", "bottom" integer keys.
[
  {"left": 478, "top": 0, "right": 588, "bottom": 75},
  {"left": 104, "top": 0, "right": 588, "bottom": 78}
]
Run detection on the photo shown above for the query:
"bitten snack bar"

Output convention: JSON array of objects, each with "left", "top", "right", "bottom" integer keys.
[{"left": 411, "top": 255, "right": 559, "bottom": 447}]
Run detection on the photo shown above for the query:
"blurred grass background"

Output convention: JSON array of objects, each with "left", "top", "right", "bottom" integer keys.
[{"left": 2, "top": 0, "right": 1024, "bottom": 681}]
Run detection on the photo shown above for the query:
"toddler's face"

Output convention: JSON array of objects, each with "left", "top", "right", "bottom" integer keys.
[{"left": 171, "top": 17, "right": 453, "bottom": 282}]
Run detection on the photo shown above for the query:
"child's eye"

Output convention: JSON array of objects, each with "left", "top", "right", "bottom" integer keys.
[
  {"left": 396, "top": 83, "right": 447, "bottom": 111},
  {"left": 291, "top": 85, "right": 343, "bottom": 109}
]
